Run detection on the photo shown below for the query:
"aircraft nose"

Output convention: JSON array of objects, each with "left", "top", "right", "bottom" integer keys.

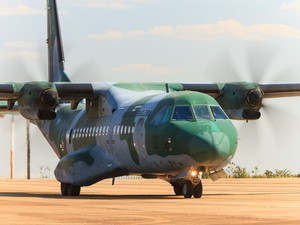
[{"left": 189, "top": 126, "right": 237, "bottom": 164}]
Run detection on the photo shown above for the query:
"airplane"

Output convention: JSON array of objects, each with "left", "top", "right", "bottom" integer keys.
[{"left": 1, "top": 0, "right": 300, "bottom": 198}]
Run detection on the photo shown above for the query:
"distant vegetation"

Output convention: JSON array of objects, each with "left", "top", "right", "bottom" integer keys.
[{"left": 225, "top": 162, "right": 300, "bottom": 178}]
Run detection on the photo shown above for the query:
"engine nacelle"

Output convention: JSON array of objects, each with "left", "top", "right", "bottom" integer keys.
[
  {"left": 216, "top": 82, "right": 263, "bottom": 120},
  {"left": 18, "top": 82, "right": 59, "bottom": 120}
]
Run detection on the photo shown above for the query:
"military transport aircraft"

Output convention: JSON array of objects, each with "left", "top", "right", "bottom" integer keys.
[{"left": 1, "top": 0, "right": 300, "bottom": 198}]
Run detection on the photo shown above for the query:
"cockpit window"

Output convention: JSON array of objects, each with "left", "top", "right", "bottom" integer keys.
[
  {"left": 150, "top": 106, "right": 167, "bottom": 126},
  {"left": 210, "top": 106, "right": 228, "bottom": 120},
  {"left": 161, "top": 106, "right": 173, "bottom": 125},
  {"left": 172, "top": 106, "right": 194, "bottom": 121},
  {"left": 193, "top": 105, "right": 212, "bottom": 120},
  {"left": 150, "top": 106, "right": 173, "bottom": 126}
]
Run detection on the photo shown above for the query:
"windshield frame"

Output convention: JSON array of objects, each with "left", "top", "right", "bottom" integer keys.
[
  {"left": 192, "top": 105, "right": 213, "bottom": 121},
  {"left": 171, "top": 105, "right": 195, "bottom": 121}
]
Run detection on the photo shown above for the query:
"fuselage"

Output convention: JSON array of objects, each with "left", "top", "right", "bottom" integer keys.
[{"left": 36, "top": 83, "right": 238, "bottom": 182}]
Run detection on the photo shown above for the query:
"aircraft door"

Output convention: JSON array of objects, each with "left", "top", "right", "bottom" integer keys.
[
  {"left": 134, "top": 118, "right": 146, "bottom": 159},
  {"left": 108, "top": 108, "right": 123, "bottom": 154}
]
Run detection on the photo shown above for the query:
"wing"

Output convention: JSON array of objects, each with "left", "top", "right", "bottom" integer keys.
[
  {"left": 1, "top": 81, "right": 300, "bottom": 121},
  {"left": 181, "top": 82, "right": 300, "bottom": 98},
  {"left": 180, "top": 82, "right": 300, "bottom": 120},
  {"left": 259, "top": 83, "right": 300, "bottom": 98},
  {"left": 180, "top": 83, "right": 221, "bottom": 98},
  {"left": 0, "top": 82, "right": 109, "bottom": 119}
]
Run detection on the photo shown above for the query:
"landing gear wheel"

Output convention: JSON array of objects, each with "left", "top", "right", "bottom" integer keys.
[
  {"left": 182, "top": 180, "right": 193, "bottom": 198},
  {"left": 61, "top": 183, "right": 69, "bottom": 196},
  {"left": 61, "top": 183, "right": 81, "bottom": 196},
  {"left": 193, "top": 182, "right": 203, "bottom": 198},
  {"left": 173, "top": 183, "right": 183, "bottom": 196}
]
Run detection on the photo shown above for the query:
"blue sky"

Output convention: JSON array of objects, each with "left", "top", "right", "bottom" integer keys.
[{"left": 1, "top": 0, "right": 300, "bottom": 178}]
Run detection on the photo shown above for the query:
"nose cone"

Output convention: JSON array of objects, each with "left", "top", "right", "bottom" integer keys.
[{"left": 189, "top": 121, "right": 238, "bottom": 164}]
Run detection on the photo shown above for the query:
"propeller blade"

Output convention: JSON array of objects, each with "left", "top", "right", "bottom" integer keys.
[
  {"left": 66, "top": 59, "right": 104, "bottom": 82},
  {"left": 203, "top": 48, "right": 242, "bottom": 82},
  {"left": 245, "top": 41, "right": 279, "bottom": 83}
]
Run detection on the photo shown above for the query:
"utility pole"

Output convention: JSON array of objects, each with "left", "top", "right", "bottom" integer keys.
[
  {"left": 26, "top": 120, "right": 31, "bottom": 180},
  {"left": 10, "top": 115, "right": 15, "bottom": 179}
]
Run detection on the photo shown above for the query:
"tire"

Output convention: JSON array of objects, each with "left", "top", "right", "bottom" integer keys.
[
  {"left": 182, "top": 180, "right": 193, "bottom": 198},
  {"left": 61, "top": 183, "right": 69, "bottom": 196},
  {"left": 173, "top": 183, "right": 183, "bottom": 196},
  {"left": 68, "top": 184, "right": 81, "bottom": 196},
  {"left": 193, "top": 182, "right": 203, "bottom": 198},
  {"left": 61, "top": 183, "right": 81, "bottom": 196}
]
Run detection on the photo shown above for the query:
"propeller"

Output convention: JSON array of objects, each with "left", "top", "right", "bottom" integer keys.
[
  {"left": 203, "top": 41, "right": 300, "bottom": 153},
  {"left": 66, "top": 59, "right": 105, "bottom": 82},
  {"left": 203, "top": 41, "right": 280, "bottom": 83}
]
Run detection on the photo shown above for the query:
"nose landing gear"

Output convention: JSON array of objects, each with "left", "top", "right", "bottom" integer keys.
[
  {"left": 171, "top": 168, "right": 204, "bottom": 198},
  {"left": 172, "top": 179, "right": 203, "bottom": 198},
  {"left": 61, "top": 183, "right": 81, "bottom": 196}
]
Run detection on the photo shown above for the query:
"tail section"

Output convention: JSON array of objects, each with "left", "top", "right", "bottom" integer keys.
[{"left": 47, "top": 0, "right": 70, "bottom": 82}]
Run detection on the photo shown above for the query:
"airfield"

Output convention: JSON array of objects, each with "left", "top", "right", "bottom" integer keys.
[{"left": 0, "top": 178, "right": 299, "bottom": 224}]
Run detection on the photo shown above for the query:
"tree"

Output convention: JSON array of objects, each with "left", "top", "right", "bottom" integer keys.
[
  {"left": 232, "top": 166, "right": 249, "bottom": 178},
  {"left": 274, "top": 169, "right": 292, "bottom": 177},
  {"left": 264, "top": 170, "right": 273, "bottom": 178}
]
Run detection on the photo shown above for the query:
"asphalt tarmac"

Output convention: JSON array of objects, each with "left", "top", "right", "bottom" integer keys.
[{"left": 0, "top": 178, "right": 299, "bottom": 224}]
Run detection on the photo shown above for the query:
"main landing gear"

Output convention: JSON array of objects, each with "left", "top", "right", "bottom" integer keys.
[
  {"left": 61, "top": 183, "right": 81, "bottom": 196},
  {"left": 172, "top": 180, "right": 203, "bottom": 198}
]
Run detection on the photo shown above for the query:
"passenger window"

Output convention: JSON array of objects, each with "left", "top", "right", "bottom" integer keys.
[
  {"left": 210, "top": 106, "right": 228, "bottom": 120},
  {"left": 193, "top": 105, "right": 212, "bottom": 120},
  {"left": 172, "top": 106, "right": 193, "bottom": 121}
]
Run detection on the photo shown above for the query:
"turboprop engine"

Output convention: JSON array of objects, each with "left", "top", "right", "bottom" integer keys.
[
  {"left": 216, "top": 82, "right": 263, "bottom": 120},
  {"left": 18, "top": 82, "right": 59, "bottom": 120}
]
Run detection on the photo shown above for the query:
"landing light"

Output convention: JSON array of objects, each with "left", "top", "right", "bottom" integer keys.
[{"left": 190, "top": 170, "right": 198, "bottom": 177}]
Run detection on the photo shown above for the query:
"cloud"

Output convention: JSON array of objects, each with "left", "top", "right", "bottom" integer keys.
[
  {"left": 85, "top": 30, "right": 144, "bottom": 40},
  {"left": 148, "top": 20, "right": 300, "bottom": 41},
  {"left": 0, "top": 42, "right": 39, "bottom": 59},
  {"left": 84, "top": 20, "right": 300, "bottom": 42},
  {"left": 0, "top": 5, "right": 44, "bottom": 16},
  {"left": 4, "top": 41, "right": 36, "bottom": 49},
  {"left": 112, "top": 64, "right": 181, "bottom": 74},
  {"left": 280, "top": 1, "right": 300, "bottom": 11},
  {"left": 85, "top": 0, "right": 152, "bottom": 9},
  {"left": 0, "top": 51, "right": 40, "bottom": 59}
]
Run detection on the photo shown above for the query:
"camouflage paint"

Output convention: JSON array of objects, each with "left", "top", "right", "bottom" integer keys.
[
  {"left": 119, "top": 95, "right": 158, "bottom": 165},
  {"left": 144, "top": 92, "right": 238, "bottom": 164}
]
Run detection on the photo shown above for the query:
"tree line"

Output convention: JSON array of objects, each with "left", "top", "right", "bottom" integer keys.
[{"left": 224, "top": 162, "right": 300, "bottom": 178}]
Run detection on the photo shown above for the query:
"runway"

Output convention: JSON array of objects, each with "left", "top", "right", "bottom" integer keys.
[{"left": 0, "top": 178, "right": 299, "bottom": 224}]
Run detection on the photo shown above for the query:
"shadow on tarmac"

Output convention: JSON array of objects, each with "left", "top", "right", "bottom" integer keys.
[
  {"left": 0, "top": 191, "right": 299, "bottom": 200},
  {"left": 0, "top": 192, "right": 177, "bottom": 200}
]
